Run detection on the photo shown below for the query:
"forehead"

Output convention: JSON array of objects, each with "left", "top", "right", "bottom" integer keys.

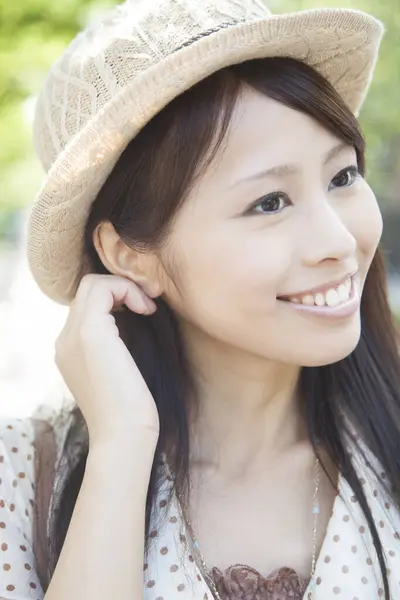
[{"left": 190, "top": 87, "right": 349, "bottom": 196}]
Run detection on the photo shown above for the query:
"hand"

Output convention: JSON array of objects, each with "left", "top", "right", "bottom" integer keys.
[{"left": 55, "top": 274, "right": 160, "bottom": 446}]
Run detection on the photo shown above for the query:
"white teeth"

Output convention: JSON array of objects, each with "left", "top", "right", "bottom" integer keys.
[
  {"left": 325, "top": 288, "right": 340, "bottom": 307},
  {"left": 338, "top": 283, "right": 350, "bottom": 302},
  {"left": 287, "top": 276, "right": 352, "bottom": 307},
  {"left": 314, "top": 293, "right": 325, "bottom": 307},
  {"left": 301, "top": 294, "right": 314, "bottom": 306}
]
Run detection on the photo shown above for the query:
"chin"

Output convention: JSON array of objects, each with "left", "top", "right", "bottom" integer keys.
[{"left": 299, "top": 327, "right": 362, "bottom": 367}]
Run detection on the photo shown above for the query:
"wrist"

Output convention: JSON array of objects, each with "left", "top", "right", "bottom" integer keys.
[{"left": 88, "top": 427, "right": 159, "bottom": 461}]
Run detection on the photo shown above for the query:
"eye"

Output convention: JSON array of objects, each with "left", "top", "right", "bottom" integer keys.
[
  {"left": 330, "top": 165, "right": 361, "bottom": 190},
  {"left": 246, "top": 192, "right": 291, "bottom": 216}
]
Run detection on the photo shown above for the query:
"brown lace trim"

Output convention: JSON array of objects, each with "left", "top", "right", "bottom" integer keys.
[{"left": 210, "top": 564, "right": 310, "bottom": 600}]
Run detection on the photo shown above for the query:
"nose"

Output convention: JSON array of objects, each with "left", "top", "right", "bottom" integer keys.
[{"left": 300, "top": 200, "right": 357, "bottom": 266}]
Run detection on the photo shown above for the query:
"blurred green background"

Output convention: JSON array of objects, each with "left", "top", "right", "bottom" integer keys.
[{"left": 0, "top": 0, "right": 399, "bottom": 264}]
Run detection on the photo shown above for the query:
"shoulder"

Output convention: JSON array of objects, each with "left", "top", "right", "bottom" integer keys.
[
  {"left": 0, "top": 417, "right": 43, "bottom": 597},
  {"left": 0, "top": 416, "right": 36, "bottom": 505}
]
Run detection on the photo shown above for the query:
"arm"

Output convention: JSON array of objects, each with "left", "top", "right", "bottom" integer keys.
[{"left": 44, "top": 433, "right": 157, "bottom": 600}]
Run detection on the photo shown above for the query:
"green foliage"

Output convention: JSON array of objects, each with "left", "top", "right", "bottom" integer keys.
[{"left": 0, "top": 0, "right": 113, "bottom": 217}]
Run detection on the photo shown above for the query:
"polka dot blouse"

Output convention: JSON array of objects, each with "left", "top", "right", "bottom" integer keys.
[{"left": 1, "top": 416, "right": 400, "bottom": 599}]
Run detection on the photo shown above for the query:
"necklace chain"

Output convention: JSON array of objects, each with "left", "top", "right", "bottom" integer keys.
[{"left": 170, "top": 457, "right": 321, "bottom": 600}]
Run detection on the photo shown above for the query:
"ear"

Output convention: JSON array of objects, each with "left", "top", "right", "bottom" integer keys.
[{"left": 93, "top": 221, "right": 163, "bottom": 298}]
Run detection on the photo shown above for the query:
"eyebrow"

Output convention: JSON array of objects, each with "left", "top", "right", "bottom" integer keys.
[{"left": 228, "top": 142, "right": 353, "bottom": 189}]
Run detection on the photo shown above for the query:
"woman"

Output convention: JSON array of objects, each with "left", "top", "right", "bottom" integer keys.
[{"left": 1, "top": 0, "right": 399, "bottom": 599}]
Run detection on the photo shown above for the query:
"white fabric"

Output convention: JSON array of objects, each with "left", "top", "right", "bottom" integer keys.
[{"left": 1, "top": 416, "right": 400, "bottom": 599}]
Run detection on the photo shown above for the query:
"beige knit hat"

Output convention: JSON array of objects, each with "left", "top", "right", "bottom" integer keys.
[{"left": 27, "top": 0, "right": 384, "bottom": 305}]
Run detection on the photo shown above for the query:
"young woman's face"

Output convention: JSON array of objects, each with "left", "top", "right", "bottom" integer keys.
[{"left": 159, "top": 87, "right": 382, "bottom": 367}]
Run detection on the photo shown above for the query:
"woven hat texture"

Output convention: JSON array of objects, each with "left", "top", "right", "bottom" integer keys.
[{"left": 27, "top": 0, "right": 384, "bottom": 304}]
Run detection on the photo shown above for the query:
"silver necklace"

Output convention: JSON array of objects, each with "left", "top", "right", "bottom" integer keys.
[{"left": 168, "top": 457, "right": 321, "bottom": 600}]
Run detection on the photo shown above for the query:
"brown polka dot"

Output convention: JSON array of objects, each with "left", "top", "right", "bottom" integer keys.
[
  {"left": 316, "top": 577, "right": 322, "bottom": 585},
  {"left": 169, "top": 516, "right": 178, "bottom": 523},
  {"left": 389, "top": 550, "right": 395, "bottom": 557},
  {"left": 160, "top": 547, "right": 168, "bottom": 555},
  {"left": 197, "top": 575, "right": 202, "bottom": 581},
  {"left": 394, "top": 532, "right": 400, "bottom": 540},
  {"left": 12, "top": 479, "right": 17, "bottom": 488},
  {"left": 25, "top": 508, "right": 29, "bottom": 517},
  {"left": 324, "top": 555, "right": 331, "bottom": 563},
  {"left": 359, "top": 526, "right": 365, "bottom": 534},
  {"left": 27, "top": 454, "right": 32, "bottom": 461},
  {"left": 0, "top": 456, "right": 3, "bottom": 463},
  {"left": 342, "top": 515, "right": 350, "bottom": 522},
  {"left": 379, "top": 520, "right": 385, "bottom": 528},
  {"left": 361, "top": 576, "right": 368, "bottom": 584},
  {"left": 6, "top": 425, "right": 13, "bottom": 430},
  {"left": 146, "top": 580, "right": 155, "bottom": 588},
  {"left": 351, "top": 545, "right": 357, "bottom": 553},
  {"left": 11, "top": 447, "right": 18, "bottom": 453},
  {"left": 378, "top": 589, "right": 384, "bottom": 597},
  {"left": 179, "top": 534, "right": 186, "bottom": 543},
  {"left": 359, "top": 477, "right": 366, "bottom": 485},
  {"left": 20, "top": 545, "right": 27, "bottom": 551},
  {"left": 29, "top": 582, "right": 37, "bottom": 589},
  {"left": 177, "top": 583, "right": 185, "bottom": 591},
  {"left": 3, "top": 563, "right": 11, "bottom": 571},
  {"left": 159, "top": 499, "right": 167, "bottom": 508},
  {"left": 18, "top": 472, "right": 26, "bottom": 479},
  {"left": 351, "top": 495, "right": 357, "bottom": 502},
  {"left": 0, "top": 523, "right": 5, "bottom": 529},
  {"left": 29, "top": 499, "right": 34, "bottom": 507},
  {"left": 22, "top": 432, "right": 27, "bottom": 437},
  {"left": 333, "top": 587, "right": 341, "bottom": 594},
  {"left": 10, "top": 504, "right": 15, "bottom": 512},
  {"left": 143, "top": 563, "right": 148, "bottom": 571},
  {"left": 373, "top": 489, "right": 378, "bottom": 497},
  {"left": 366, "top": 558, "right": 373, "bottom": 566},
  {"left": 149, "top": 530, "right": 158, "bottom": 538},
  {"left": 170, "top": 565, "right": 179, "bottom": 572},
  {"left": 333, "top": 534, "right": 340, "bottom": 542},
  {"left": 342, "top": 565, "right": 349, "bottom": 573},
  {"left": 6, "top": 585, "right": 15, "bottom": 591},
  {"left": 25, "top": 563, "right": 32, "bottom": 570},
  {"left": 1, "top": 543, "right": 7, "bottom": 551},
  {"left": 385, "top": 502, "right": 391, "bottom": 510},
  {"left": 0, "top": 500, "right": 4, "bottom": 508},
  {"left": 188, "top": 554, "right": 194, "bottom": 562}
]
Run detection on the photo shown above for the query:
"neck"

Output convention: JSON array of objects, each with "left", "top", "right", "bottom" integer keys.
[{"left": 182, "top": 323, "right": 308, "bottom": 477}]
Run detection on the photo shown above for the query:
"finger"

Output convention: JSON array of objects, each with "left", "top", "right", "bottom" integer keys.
[{"left": 83, "top": 277, "right": 150, "bottom": 317}]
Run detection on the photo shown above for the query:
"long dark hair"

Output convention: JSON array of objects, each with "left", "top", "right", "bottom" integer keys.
[{"left": 44, "top": 57, "right": 400, "bottom": 598}]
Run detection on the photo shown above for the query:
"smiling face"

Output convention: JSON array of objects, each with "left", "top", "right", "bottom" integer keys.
[{"left": 156, "top": 86, "right": 383, "bottom": 367}]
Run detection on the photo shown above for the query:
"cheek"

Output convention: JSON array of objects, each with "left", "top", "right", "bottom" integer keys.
[{"left": 176, "top": 226, "right": 292, "bottom": 317}]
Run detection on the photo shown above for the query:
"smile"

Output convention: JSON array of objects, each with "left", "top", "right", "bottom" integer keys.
[{"left": 277, "top": 274, "right": 360, "bottom": 319}]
